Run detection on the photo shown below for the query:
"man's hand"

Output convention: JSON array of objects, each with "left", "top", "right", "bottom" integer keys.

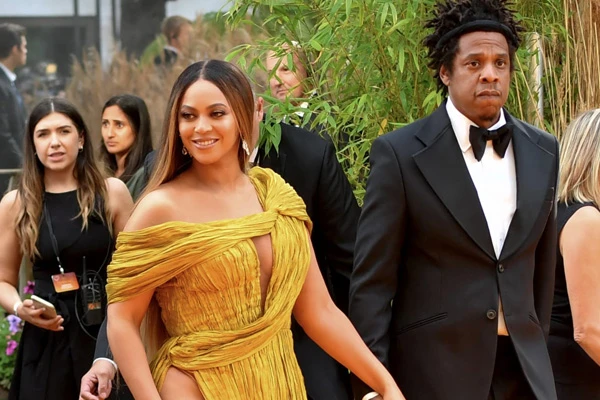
[{"left": 79, "top": 359, "right": 116, "bottom": 400}]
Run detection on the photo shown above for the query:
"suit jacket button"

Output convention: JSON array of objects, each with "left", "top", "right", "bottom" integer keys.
[
  {"left": 486, "top": 309, "right": 497, "bottom": 320},
  {"left": 498, "top": 263, "right": 505, "bottom": 273}
]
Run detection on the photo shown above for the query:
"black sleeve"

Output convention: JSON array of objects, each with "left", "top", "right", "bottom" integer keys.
[
  {"left": 0, "top": 88, "right": 23, "bottom": 164},
  {"left": 93, "top": 317, "right": 113, "bottom": 360},
  {"left": 349, "top": 137, "right": 406, "bottom": 398},
  {"left": 142, "top": 150, "right": 157, "bottom": 187},
  {"left": 313, "top": 140, "right": 360, "bottom": 314},
  {"left": 534, "top": 137, "right": 559, "bottom": 338}
]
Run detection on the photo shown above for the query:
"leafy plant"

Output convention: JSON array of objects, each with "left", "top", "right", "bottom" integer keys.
[
  {"left": 0, "top": 281, "right": 34, "bottom": 390},
  {"left": 225, "top": 0, "right": 598, "bottom": 201}
]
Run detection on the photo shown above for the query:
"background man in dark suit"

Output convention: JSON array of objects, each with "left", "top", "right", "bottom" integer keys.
[
  {"left": 154, "top": 15, "right": 193, "bottom": 67},
  {"left": 80, "top": 97, "right": 358, "bottom": 400},
  {"left": 0, "top": 23, "right": 27, "bottom": 196},
  {"left": 349, "top": 1, "right": 558, "bottom": 399}
]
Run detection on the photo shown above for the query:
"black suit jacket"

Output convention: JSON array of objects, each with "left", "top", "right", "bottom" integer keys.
[
  {"left": 97, "top": 122, "right": 358, "bottom": 400},
  {"left": 153, "top": 47, "right": 178, "bottom": 67},
  {"left": 0, "top": 68, "right": 26, "bottom": 194},
  {"left": 349, "top": 102, "right": 558, "bottom": 400}
]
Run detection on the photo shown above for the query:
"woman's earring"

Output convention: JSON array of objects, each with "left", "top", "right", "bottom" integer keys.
[
  {"left": 78, "top": 147, "right": 83, "bottom": 153},
  {"left": 242, "top": 140, "right": 250, "bottom": 156},
  {"left": 182, "top": 146, "right": 189, "bottom": 156}
]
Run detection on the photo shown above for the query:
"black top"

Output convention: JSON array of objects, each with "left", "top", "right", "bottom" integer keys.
[
  {"left": 34, "top": 190, "right": 112, "bottom": 286},
  {"left": 9, "top": 190, "right": 114, "bottom": 400},
  {"left": 551, "top": 201, "right": 594, "bottom": 330},
  {"left": 549, "top": 200, "right": 600, "bottom": 386}
]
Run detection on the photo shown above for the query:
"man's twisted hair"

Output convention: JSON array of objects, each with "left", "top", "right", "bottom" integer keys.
[{"left": 423, "top": 0, "right": 525, "bottom": 93}]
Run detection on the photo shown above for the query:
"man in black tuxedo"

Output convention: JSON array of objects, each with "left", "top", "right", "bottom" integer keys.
[
  {"left": 0, "top": 23, "right": 27, "bottom": 196},
  {"left": 349, "top": 1, "right": 558, "bottom": 400},
  {"left": 80, "top": 97, "right": 357, "bottom": 400}
]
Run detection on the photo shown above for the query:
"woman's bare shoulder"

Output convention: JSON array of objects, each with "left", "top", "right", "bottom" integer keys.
[
  {"left": 124, "top": 184, "right": 180, "bottom": 232},
  {"left": 0, "top": 190, "right": 21, "bottom": 226}
]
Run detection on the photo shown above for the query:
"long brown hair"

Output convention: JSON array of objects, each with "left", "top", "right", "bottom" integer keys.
[
  {"left": 143, "top": 59, "right": 255, "bottom": 196},
  {"left": 16, "top": 97, "right": 111, "bottom": 260},
  {"left": 140, "top": 60, "right": 255, "bottom": 357}
]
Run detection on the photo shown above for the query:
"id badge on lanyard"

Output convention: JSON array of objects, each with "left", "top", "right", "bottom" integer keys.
[{"left": 45, "top": 201, "right": 80, "bottom": 293}]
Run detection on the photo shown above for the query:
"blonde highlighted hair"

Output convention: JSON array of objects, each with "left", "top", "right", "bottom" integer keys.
[{"left": 558, "top": 108, "right": 600, "bottom": 207}]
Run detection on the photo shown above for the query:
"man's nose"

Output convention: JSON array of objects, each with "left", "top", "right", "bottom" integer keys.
[{"left": 480, "top": 62, "right": 500, "bottom": 83}]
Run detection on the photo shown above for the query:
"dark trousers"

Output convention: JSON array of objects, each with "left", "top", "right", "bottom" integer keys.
[
  {"left": 109, "top": 378, "right": 134, "bottom": 400},
  {"left": 488, "top": 337, "right": 536, "bottom": 400}
]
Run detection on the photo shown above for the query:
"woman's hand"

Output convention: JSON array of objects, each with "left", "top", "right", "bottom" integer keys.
[{"left": 17, "top": 299, "right": 64, "bottom": 331}]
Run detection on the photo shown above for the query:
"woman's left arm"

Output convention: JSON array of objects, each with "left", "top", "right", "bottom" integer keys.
[
  {"left": 106, "top": 177, "right": 134, "bottom": 234},
  {"left": 293, "top": 234, "right": 405, "bottom": 400},
  {"left": 561, "top": 206, "right": 600, "bottom": 366}
]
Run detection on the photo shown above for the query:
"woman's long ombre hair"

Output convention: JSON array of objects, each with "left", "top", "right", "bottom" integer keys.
[
  {"left": 139, "top": 60, "right": 255, "bottom": 358},
  {"left": 144, "top": 60, "right": 255, "bottom": 196},
  {"left": 559, "top": 108, "right": 600, "bottom": 207},
  {"left": 16, "top": 97, "right": 111, "bottom": 259}
]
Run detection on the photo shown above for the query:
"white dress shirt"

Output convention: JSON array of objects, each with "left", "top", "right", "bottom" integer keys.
[
  {"left": 446, "top": 97, "right": 516, "bottom": 336},
  {"left": 0, "top": 61, "right": 17, "bottom": 82}
]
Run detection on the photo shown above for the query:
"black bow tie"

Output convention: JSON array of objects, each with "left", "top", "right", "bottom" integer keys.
[{"left": 469, "top": 124, "right": 513, "bottom": 161}]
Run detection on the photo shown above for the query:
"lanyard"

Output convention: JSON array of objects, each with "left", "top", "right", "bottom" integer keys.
[{"left": 43, "top": 200, "right": 65, "bottom": 275}]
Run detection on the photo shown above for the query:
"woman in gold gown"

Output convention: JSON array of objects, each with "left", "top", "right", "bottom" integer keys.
[{"left": 106, "top": 60, "right": 404, "bottom": 400}]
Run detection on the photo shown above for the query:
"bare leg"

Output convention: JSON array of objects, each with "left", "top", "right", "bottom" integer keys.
[{"left": 159, "top": 367, "right": 205, "bottom": 400}]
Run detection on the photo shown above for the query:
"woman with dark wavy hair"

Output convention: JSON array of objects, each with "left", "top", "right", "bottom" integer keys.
[
  {"left": 100, "top": 94, "right": 153, "bottom": 200},
  {"left": 0, "top": 97, "right": 132, "bottom": 399}
]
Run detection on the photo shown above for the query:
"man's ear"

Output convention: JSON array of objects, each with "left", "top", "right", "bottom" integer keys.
[
  {"left": 439, "top": 65, "right": 451, "bottom": 86},
  {"left": 255, "top": 96, "right": 265, "bottom": 121}
]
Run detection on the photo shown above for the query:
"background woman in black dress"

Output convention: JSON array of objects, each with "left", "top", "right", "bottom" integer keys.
[
  {"left": 550, "top": 108, "right": 600, "bottom": 399},
  {"left": 0, "top": 97, "right": 133, "bottom": 399}
]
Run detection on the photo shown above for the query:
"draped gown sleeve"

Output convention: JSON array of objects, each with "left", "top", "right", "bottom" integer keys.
[{"left": 106, "top": 167, "right": 313, "bottom": 399}]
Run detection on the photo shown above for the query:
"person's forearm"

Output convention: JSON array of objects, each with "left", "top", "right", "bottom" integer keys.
[
  {"left": 107, "top": 315, "right": 161, "bottom": 400},
  {"left": 575, "top": 325, "right": 600, "bottom": 366},
  {"left": 299, "top": 301, "right": 401, "bottom": 396},
  {"left": 0, "top": 281, "right": 22, "bottom": 315}
]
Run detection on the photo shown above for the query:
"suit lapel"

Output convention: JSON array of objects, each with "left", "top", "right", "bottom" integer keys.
[
  {"left": 413, "top": 103, "right": 496, "bottom": 259},
  {"left": 258, "top": 144, "right": 287, "bottom": 176},
  {"left": 499, "top": 115, "right": 555, "bottom": 260}
]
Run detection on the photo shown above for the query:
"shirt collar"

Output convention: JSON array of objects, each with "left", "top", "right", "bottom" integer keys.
[
  {"left": 0, "top": 62, "right": 16, "bottom": 82},
  {"left": 249, "top": 145, "right": 259, "bottom": 163},
  {"left": 294, "top": 101, "right": 309, "bottom": 119},
  {"left": 446, "top": 96, "right": 506, "bottom": 153},
  {"left": 163, "top": 45, "right": 181, "bottom": 56}
]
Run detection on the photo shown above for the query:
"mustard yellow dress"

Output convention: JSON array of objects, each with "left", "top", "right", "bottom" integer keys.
[{"left": 106, "top": 167, "right": 312, "bottom": 399}]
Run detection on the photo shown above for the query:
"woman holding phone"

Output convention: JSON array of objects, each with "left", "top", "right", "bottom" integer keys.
[{"left": 0, "top": 97, "right": 132, "bottom": 399}]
